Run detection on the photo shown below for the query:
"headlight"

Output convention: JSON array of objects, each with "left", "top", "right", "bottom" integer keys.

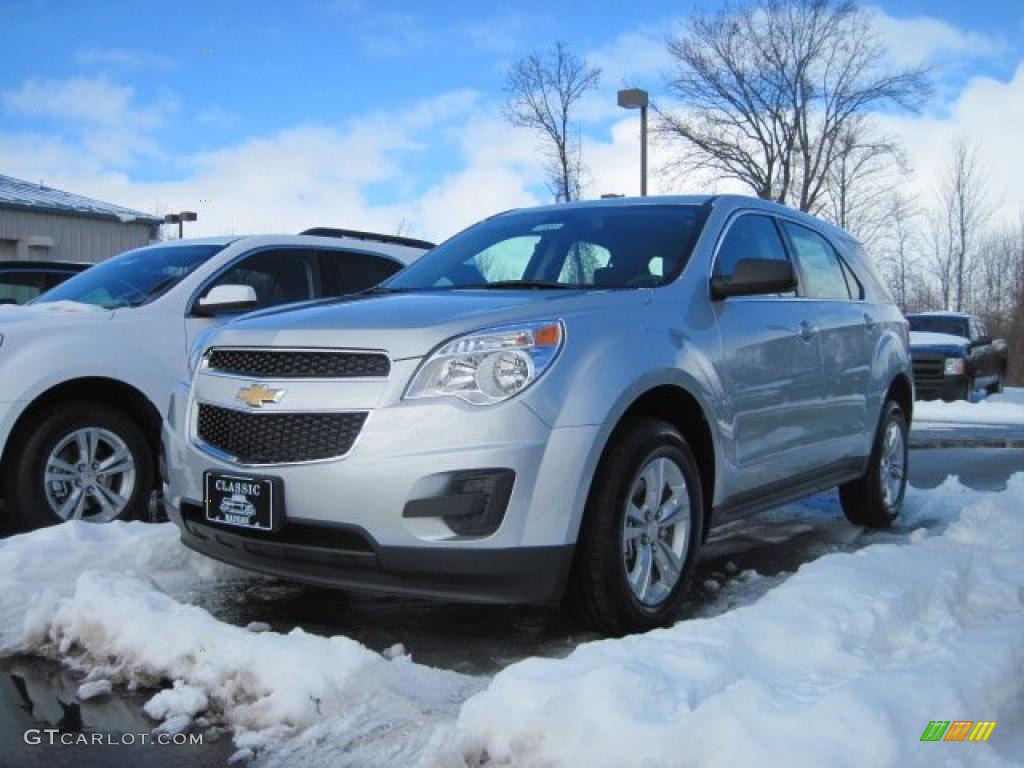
[
  {"left": 944, "top": 357, "right": 965, "bottom": 376},
  {"left": 405, "top": 320, "right": 564, "bottom": 405}
]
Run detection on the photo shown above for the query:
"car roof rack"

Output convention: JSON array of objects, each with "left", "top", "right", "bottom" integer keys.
[{"left": 299, "top": 227, "right": 435, "bottom": 250}]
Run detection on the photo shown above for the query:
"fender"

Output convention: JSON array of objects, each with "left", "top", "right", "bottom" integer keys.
[{"left": 868, "top": 325, "right": 913, "bottom": 438}]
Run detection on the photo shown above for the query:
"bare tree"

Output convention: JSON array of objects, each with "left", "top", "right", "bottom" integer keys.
[
  {"left": 876, "top": 191, "right": 917, "bottom": 311},
  {"left": 659, "top": 0, "right": 928, "bottom": 211},
  {"left": 820, "top": 119, "right": 904, "bottom": 249},
  {"left": 503, "top": 41, "right": 600, "bottom": 203},
  {"left": 937, "top": 136, "right": 991, "bottom": 312}
]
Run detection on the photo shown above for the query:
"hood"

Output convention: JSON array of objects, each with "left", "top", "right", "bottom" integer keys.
[
  {"left": 0, "top": 301, "right": 112, "bottom": 333},
  {"left": 209, "top": 288, "right": 646, "bottom": 360},
  {"left": 910, "top": 330, "right": 969, "bottom": 355}
]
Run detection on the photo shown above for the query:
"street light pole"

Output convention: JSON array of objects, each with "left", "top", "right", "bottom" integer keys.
[
  {"left": 640, "top": 102, "right": 648, "bottom": 197},
  {"left": 164, "top": 211, "right": 198, "bottom": 239},
  {"left": 617, "top": 88, "right": 650, "bottom": 196}
]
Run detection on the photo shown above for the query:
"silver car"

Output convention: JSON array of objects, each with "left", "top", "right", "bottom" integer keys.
[{"left": 163, "top": 195, "right": 913, "bottom": 635}]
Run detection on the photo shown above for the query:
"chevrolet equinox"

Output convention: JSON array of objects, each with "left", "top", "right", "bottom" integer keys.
[{"left": 163, "top": 195, "right": 913, "bottom": 635}]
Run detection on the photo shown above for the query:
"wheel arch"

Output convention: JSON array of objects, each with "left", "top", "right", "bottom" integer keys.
[
  {"left": 1, "top": 377, "right": 162, "bottom": 485},
  {"left": 573, "top": 381, "right": 718, "bottom": 545}
]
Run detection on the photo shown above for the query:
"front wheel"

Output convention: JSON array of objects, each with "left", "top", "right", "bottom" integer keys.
[
  {"left": 566, "top": 417, "right": 704, "bottom": 636},
  {"left": 2, "top": 400, "right": 154, "bottom": 529},
  {"left": 839, "top": 400, "right": 908, "bottom": 528}
]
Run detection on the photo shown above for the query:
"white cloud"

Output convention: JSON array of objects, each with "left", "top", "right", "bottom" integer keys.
[
  {"left": 588, "top": 26, "right": 675, "bottom": 89},
  {"left": 876, "top": 63, "right": 1024, "bottom": 226},
  {"left": 0, "top": 88, "right": 543, "bottom": 242},
  {"left": 869, "top": 6, "right": 1005, "bottom": 68},
  {"left": 1, "top": 12, "right": 1020, "bottom": 249},
  {"left": 75, "top": 47, "right": 176, "bottom": 72},
  {"left": 2, "top": 76, "right": 174, "bottom": 164}
]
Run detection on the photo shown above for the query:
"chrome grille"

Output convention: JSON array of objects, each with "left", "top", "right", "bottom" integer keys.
[
  {"left": 196, "top": 404, "right": 367, "bottom": 464},
  {"left": 206, "top": 349, "right": 389, "bottom": 379}
]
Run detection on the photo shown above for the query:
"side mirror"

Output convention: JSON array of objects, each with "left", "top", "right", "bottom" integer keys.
[
  {"left": 194, "top": 284, "right": 258, "bottom": 316},
  {"left": 971, "top": 335, "right": 992, "bottom": 347},
  {"left": 711, "top": 258, "right": 797, "bottom": 300}
]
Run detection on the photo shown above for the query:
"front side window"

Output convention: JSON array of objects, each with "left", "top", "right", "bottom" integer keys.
[
  {"left": 386, "top": 204, "right": 705, "bottom": 291},
  {"left": 713, "top": 214, "right": 790, "bottom": 278},
  {"left": 211, "top": 249, "right": 319, "bottom": 309},
  {"left": 782, "top": 222, "right": 850, "bottom": 300},
  {"left": 37, "top": 244, "right": 224, "bottom": 309}
]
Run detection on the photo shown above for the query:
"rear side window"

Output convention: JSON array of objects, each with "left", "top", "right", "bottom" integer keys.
[
  {"left": 320, "top": 250, "right": 402, "bottom": 295},
  {"left": 781, "top": 222, "right": 850, "bottom": 300},
  {"left": 714, "top": 214, "right": 790, "bottom": 278},
  {"left": 838, "top": 258, "right": 863, "bottom": 300}
]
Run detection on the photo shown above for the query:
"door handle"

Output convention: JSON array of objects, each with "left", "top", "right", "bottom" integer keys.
[
  {"left": 863, "top": 313, "right": 877, "bottom": 331},
  {"left": 799, "top": 320, "right": 818, "bottom": 341}
]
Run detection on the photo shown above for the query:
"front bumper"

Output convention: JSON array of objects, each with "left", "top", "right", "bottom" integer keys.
[
  {"left": 163, "top": 381, "right": 599, "bottom": 603},
  {"left": 171, "top": 501, "right": 574, "bottom": 602},
  {"left": 913, "top": 372, "right": 969, "bottom": 401}
]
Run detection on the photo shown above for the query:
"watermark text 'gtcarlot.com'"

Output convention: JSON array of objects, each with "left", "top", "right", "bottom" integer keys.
[{"left": 25, "top": 729, "right": 203, "bottom": 746}]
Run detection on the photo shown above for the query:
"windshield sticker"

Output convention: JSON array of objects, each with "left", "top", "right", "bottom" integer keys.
[{"left": 532, "top": 223, "right": 564, "bottom": 232}]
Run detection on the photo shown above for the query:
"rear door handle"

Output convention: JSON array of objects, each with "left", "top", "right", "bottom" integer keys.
[
  {"left": 799, "top": 320, "right": 818, "bottom": 341},
  {"left": 863, "top": 313, "right": 877, "bottom": 331}
]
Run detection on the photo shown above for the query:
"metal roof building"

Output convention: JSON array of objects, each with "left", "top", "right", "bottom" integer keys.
[{"left": 0, "top": 174, "right": 162, "bottom": 263}]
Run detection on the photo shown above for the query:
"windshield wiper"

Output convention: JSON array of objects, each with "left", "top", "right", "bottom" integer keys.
[{"left": 465, "top": 280, "right": 578, "bottom": 290}]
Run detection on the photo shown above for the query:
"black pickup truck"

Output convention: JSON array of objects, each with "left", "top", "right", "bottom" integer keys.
[{"left": 907, "top": 312, "right": 1009, "bottom": 401}]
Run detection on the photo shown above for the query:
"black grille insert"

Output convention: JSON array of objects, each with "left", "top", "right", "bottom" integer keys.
[
  {"left": 207, "top": 349, "right": 390, "bottom": 379},
  {"left": 912, "top": 356, "right": 944, "bottom": 382},
  {"left": 197, "top": 404, "right": 367, "bottom": 463}
]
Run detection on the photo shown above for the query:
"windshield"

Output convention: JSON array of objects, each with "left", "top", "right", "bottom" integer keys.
[
  {"left": 36, "top": 243, "right": 227, "bottom": 309},
  {"left": 908, "top": 315, "right": 969, "bottom": 338},
  {"left": 385, "top": 204, "right": 705, "bottom": 291}
]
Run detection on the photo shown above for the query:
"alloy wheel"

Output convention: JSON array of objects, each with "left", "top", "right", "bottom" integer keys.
[
  {"left": 621, "top": 455, "right": 691, "bottom": 606},
  {"left": 43, "top": 427, "right": 137, "bottom": 522}
]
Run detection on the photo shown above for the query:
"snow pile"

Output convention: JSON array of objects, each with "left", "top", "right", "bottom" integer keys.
[
  {"left": 0, "top": 520, "right": 238, "bottom": 653},
  {"left": 455, "top": 476, "right": 1024, "bottom": 767},
  {"left": 19, "top": 570, "right": 480, "bottom": 761},
  {"left": 915, "top": 387, "right": 1024, "bottom": 426},
  {"left": 1, "top": 474, "right": 1022, "bottom": 766}
]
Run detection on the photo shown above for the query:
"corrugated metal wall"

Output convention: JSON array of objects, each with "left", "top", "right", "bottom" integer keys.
[{"left": 0, "top": 207, "right": 156, "bottom": 263}]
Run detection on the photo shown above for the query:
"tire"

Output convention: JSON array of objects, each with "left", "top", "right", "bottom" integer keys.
[
  {"left": 988, "top": 375, "right": 1004, "bottom": 395},
  {"left": 961, "top": 377, "right": 975, "bottom": 402},
  {"left": 566, "top": 417, "right": 704, "bottom": 636},
  {"left": 839, "top": 400, "right": 908, "bottom": 528},
  {"left": 2, "top": 400, "right": 154, "bottom": 529}
]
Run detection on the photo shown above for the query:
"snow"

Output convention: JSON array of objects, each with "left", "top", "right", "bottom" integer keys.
[
  {"left": 915, "top": 387, "right": 1024, "bottom": 426},
  {"left": 76, "top": 678, "right": 113, "bottom": 700},
  {"left": 909, "top": 330, "right": 967, "bottom": 347},
  {"left": 0, "top": 475, "right": 1022, "bottom": 766},
  {"left": 456, "top": 477, "right": 1024, "bottom": 767}
]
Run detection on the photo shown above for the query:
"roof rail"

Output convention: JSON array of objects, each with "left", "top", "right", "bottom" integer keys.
[{"left": 300, "top": 227, "right": 435, "bottom": 250}]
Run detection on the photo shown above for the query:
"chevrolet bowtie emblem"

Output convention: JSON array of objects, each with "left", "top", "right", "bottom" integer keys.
[{"left": 236, "top": 384, "right": 285, "bottom": 408}]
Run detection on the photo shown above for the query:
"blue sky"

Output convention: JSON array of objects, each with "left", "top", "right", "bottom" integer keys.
[{"left": 1, "top": 0, "right": 1022, "bottom": 239}]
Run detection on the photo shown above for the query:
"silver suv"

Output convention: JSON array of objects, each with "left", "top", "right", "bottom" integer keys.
[{"left": 164, "top": 196, "right": 913, "bottom": 634}]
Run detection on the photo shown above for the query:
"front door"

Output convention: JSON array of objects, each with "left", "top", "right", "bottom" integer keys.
[{"left": 711, "top": 213, "right": 827, "bottom": 495}]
